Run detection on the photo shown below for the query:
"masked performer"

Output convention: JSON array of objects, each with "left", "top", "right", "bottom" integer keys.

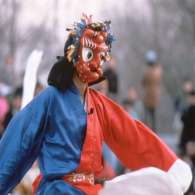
[{"left": 0, "top": 15, "right": 192, "bottom": 195}]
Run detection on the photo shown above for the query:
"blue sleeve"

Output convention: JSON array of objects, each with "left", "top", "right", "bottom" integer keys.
[{"left": 0, "top": 87, "right": 53, "bottom": 195}]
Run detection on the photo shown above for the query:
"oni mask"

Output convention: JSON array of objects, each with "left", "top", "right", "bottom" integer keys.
[{"left": 74, "top": 28, "right": 109, "bottom": 83}]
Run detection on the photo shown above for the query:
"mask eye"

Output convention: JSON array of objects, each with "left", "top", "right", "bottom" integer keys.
[{"left": 82, "top": 47, "right": 93, "bottom": 62}]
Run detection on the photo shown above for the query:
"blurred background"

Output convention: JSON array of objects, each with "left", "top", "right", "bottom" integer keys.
[
  {"left": 1, "top": 0, "right": 195, "bottom": 194},
  {"left": 1, "top": 0, "right": 195, "bottom": 130}
]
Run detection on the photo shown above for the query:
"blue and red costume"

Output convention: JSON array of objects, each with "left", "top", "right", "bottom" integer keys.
[
  {"left": 1, "top": 15, "right": 187, "bottom": 195},
  {"left": 0, "top": 83, "right": 177, "bottom": 195}
]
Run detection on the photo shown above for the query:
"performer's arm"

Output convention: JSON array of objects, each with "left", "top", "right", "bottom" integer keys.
[
  {"left": 0, "top": 88, "right": 52, "bottom": 195},
  {"left": 99, "top": 94, "right": 192, "bottom": 192},
  {"left": 101, "top": 96, "right": 177, "bottom": 171}
]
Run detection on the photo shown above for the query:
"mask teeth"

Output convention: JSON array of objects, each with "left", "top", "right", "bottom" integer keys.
[
  {"left": 90, "top": 39, "right": 96, "bottom": 49},
  {"left": 84, "top": 38, "right": 96, "bottom": 49}
]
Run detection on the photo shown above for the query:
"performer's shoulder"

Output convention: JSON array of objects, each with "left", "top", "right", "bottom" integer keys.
[
  {"left": 36, "top": 85, "right": 59, "bottom": 101},
  {"left": 44, "top": 85, "right": 59, "bottom": 94}
]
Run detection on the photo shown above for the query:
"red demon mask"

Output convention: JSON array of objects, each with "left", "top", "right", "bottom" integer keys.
[{"left": 74, "top": 28, "right": 109, "bottom": 83}]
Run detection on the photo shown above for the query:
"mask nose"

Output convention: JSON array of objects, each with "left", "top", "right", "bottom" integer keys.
[
  {"left": 89, "top": 55, "right": 101, "bottom": 68},
  {"left": 89, "top": 63, "right": 99, "bottom": 71}
]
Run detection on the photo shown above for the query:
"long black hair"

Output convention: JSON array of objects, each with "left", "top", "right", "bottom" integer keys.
[
  {"left": 47, "top": 56, "right": 74, "bottom": 91},
  {"left": 47, "top": 34, "right": 75, "bottom": 91}
]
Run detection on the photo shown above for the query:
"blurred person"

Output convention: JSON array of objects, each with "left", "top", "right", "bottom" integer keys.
[
  {"left": 0, "top": 82, "right": 12, "bottom": 97},
  {"left": 93, "top": 79, "right": 108, "bottom": 95},
  {"left": 173, "top": 78, "right": 193, "bottom": 136},
  {"left": 179, "top": 90, "right": 195, "bottom": 195},
  {"left": 183, "top": 78, "right": 193, "bottom": 95},
  {"left": 0, "top": 15, "right": 192, "bottom": 195},
  {"left": 127, "top": 85, "right": 138, "bottom": 103},
  {"left": 179, "top": 90, "right": 195, "bottom": 157},
  {"left": 3, "top": 86, "right": 23, "bottom": 129},
  {"left": 0, "top": 96, "right": 9, "bottom": 138},
  {"left": 122, "top": 99, "right": 139, "bottom": 120},
  {"left": 124, "top": 86, "right": 141, "bottom": 120},
  {"left": 142, "top": 50, "right": 162, "bottom": 131},
  {"left": 34, "top": 81, "right": 44, "bottom": 96},
  {"left": 174, "top": 78, "right": 193, "bottom": 115},
  {"left": 2, "top": 55, "right": 15, "bottom": 85},
  {"left": 103, "top": 58, "right": 119, "bottom": 101}
]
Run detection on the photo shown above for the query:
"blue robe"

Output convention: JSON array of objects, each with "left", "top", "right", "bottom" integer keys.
[{"left": 0, "top": 85, "right": 86, "bottom": 195}]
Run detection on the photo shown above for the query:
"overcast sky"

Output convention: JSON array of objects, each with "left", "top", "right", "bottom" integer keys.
[{"left": 19, "top": 0, "right": 151, "bottom": 38}]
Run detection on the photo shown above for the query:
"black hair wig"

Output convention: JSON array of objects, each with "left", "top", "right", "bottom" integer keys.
[
  {"left": 47, "top": 33, "right": 76, "bottom": 92},
  {"left": 47, "top": 56, "right": 74, "bottom": 91}
]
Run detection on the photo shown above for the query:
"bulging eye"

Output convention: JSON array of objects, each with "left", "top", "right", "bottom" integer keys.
[{"left": 82, "top": 47, "right": 93, "bottom": 62}]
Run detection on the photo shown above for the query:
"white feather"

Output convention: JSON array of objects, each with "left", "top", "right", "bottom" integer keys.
[{"left": 21, "top": 50, "right": 43, "bottom": 109}]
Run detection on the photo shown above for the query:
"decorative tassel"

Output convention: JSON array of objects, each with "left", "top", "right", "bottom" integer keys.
[{"left": 66, "top": 45, "right": 75, "bottom": 62}]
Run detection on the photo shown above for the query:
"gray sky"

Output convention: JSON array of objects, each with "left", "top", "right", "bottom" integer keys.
[{"left": 19, "top": 0, "right": 151, "bottom": 36}]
